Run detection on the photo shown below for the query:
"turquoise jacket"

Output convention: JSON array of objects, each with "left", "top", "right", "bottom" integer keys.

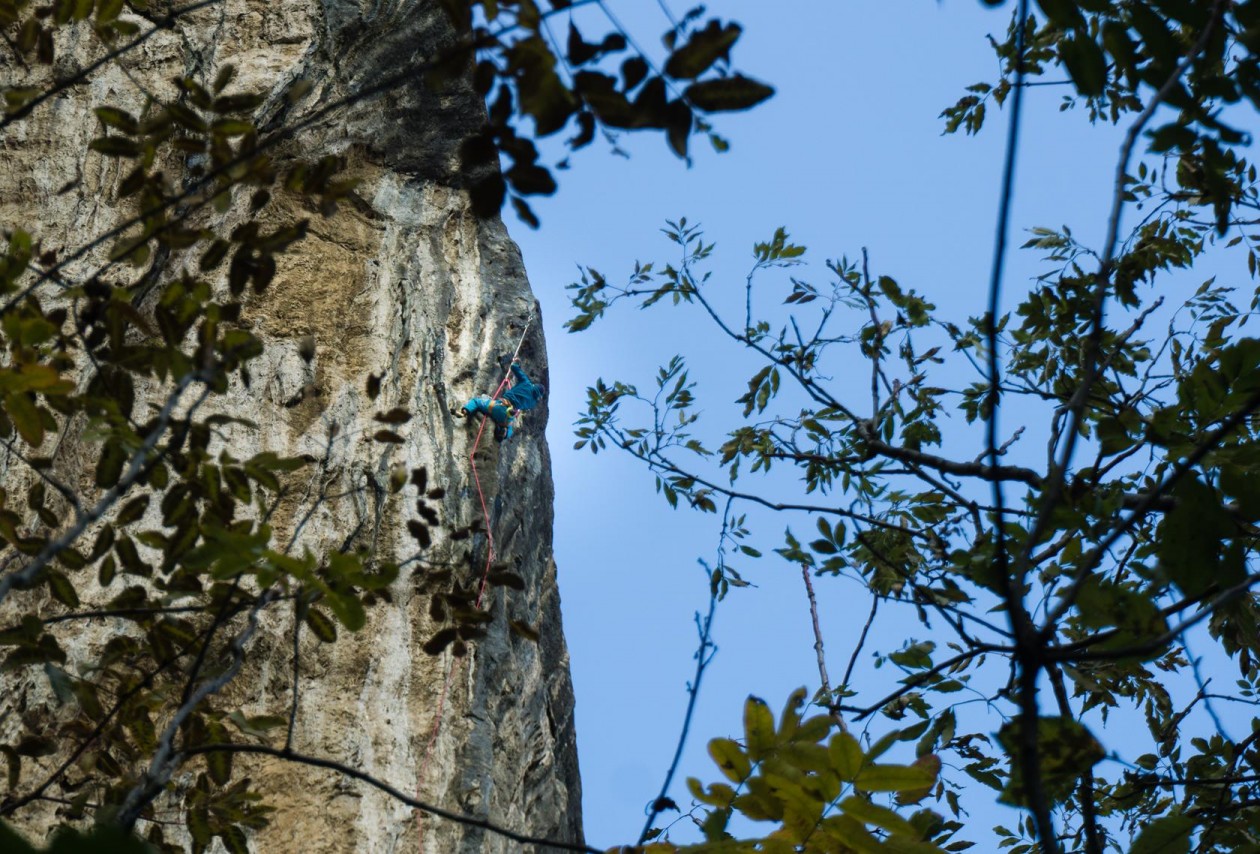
[
  {"left": 462, "top": 397, "right": 514, "bottom": 437},
  {"left": 503, "top": 363, "right": 544, "bottom": 411}
]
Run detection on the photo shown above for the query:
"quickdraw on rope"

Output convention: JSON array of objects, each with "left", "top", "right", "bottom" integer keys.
[{"left": 414, "top": 311, "right": 534, "bottom": 851}]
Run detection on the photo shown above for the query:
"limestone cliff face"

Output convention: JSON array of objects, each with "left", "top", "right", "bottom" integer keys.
[{"left": 0, "top": 1, "right": 582, "bottom": 851}]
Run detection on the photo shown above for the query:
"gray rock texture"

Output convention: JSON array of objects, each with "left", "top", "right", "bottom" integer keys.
[{"left": 0, "top": 1, "right": 583, "bottom": 851}]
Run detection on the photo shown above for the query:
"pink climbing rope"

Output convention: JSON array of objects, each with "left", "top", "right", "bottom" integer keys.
[{"left": 414, "top": 315, "right": 533, "bottom": 851}]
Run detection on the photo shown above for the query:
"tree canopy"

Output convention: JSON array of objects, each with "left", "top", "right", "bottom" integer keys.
[{"left": 566, "top": 1, "right": 1260, "bottom": 851}]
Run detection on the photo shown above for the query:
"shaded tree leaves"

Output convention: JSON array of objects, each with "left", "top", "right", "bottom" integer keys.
[
  {"left": 1157, "top": 476, "right": 1243, "bottom": 598},
  {"left": 997, "top": 718, "right": 1104, "bottom": 807},
  {"left": 664, "top": 20, "right": 742, "bottom": 79},
  {"left": 684, "top": 75, "right": 775, "bottom": 113}
]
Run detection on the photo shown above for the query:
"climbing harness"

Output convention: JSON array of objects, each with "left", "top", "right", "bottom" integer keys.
[{"left": 414, "top": 311, "right": 534, "bottom": 850}]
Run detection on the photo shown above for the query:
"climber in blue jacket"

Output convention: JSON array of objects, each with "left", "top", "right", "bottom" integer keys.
[{"left": 455, "top": 359, "right": 546, "bottom": 441}]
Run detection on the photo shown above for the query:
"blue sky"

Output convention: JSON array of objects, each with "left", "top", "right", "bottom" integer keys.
[{"left": 506, "top": 1, "right": 1243, "bottom": 847}]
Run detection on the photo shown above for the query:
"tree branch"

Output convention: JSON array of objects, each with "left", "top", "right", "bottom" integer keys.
[
  {"left": 117, "top": 589, "right": 277, "bottom": 829},
  {"left": 637, "top": 556, "right": 720, "bottom": 845},
  {"left": 835, "top": 643, "right": 1011, "bottom": 721},
  {"left": 0, "top": 372, "right": 209, "bottom": 606},
  {"left": 0, "top": 0, "right": 227, "bottom": 131},
  {"left": 181, "top": 743, "right": 601, "bottom": 853}
]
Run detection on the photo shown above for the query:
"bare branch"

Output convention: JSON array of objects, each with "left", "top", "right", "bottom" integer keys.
[
  {"left": 839, "top": 593, "right": 879, "bottom": 701},
  {"left": 182, "top": 743, "right": 601, "bottom": 853},
  {"left": 118, "top": 589, "right": 279, "bottom": 829},
  {"left": 637, "top": 499, "right": 728, "bottom": 845}
]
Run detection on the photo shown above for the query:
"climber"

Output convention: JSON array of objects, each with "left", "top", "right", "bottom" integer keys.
[{"left": 454, "top": 358, "right": 546, "bottom": 441}]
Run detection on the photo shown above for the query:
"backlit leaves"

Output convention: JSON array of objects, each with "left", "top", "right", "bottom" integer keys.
[
  {"left": 684, "top": 75, "right": 775, "bottom": 113},
  {"left": 664, "top": 20, "right": 742, "bottom": 79},
  {"left": 451, "top": 0, "right": 771, "bottom": 222},
  {"left": 674, "top": 689, "right": 947, "bottom": 852}
]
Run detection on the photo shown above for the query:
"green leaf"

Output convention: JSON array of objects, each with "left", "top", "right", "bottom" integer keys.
[
  {"left": 0, "top": 742, "right": 19, "bottom": 790},
  {"left": 95, "top": 439, "right": 125, "bottom": 488},
  {"left": 853, "top": 762, "right": 935, "bottom": 793},
  {"left": 684, "top": 75, "right": 774, "bottom": 113},
  {"left": 44, "top": 825, "right": 151, "bottom": 853},
  {"left": 305, "top": 608, "right": 337, "bottom": 642},
  {"left": 1074, "top": 576, "right": 1169, "bottom": 658},
  {"left": 664, "top": 20, "right": 742, "bottom": 79},
  {"left": 205, "top": 723, "right": 232, "bottom": 785},
  {"left": 708, "top": 737, "right": 751, "bottom": 783},
  {"left": 829, "top": 732, "right": 865, "bottom": 780},
  {"left": 186, "top": 808, "right": 212, "bottom": 847},
  {"left": 93, "top": 107, "right": 138, "bottom": 135},
  {"left": 838, "top": 795, "right": 915, "bottom": 836},
  {"left": 88, "top": 136, "right": 140, "bottom": 158},
  {"left": 96, "top": 0, "right": 123, "bottom": 24},
  {"left": 227, "top": 711, "right": 287, "bottom": 739},
  {"left": 219, "top": 826, "right": 249, "bottom": 854},
  {"left": 1059, "top": 35, "right": 1108, "bottom": 96},
  {"left": 115, "top": 495, "right": 149, "bottom": 526},
  {"left": 1220, "top": 464, "right": 1260, "bottom": 521},
  {"left": 5, "top": 394, "right": 43, "bottom": 447},
  {"left": 1035, "top": 0, "right": 1087, "bottom": 29},
  {"left": 997, "top": 717, "right": 1103, "bottom": 806},
  {"left": 1130, "top": 814, "right": 1194, "bottom": 854},
  {"left": 46, "top": 571, "right": 79, "bottom": 608},
  {"left": 14, "top": 735, "right": 56, "bottom": 757},
  {"left": 743, "top": 696, "right": 776, "bottom": 757},
  {"left": 324, "top": 591, "right": 366, "bottom": 632},
  {"left": 1156, "top": 476, "right": 1239, "bottom": 597},
  {"left": 1129, "top": 4, "right": 1180, "bottom": 69}
]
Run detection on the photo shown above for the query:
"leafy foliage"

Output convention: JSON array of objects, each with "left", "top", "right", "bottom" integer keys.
[
  {"left": 569, "top": 2, "right": 1260, "bottom": 850},
  {"left": 440, "top": 0, "right": 772, "bottom": 224},
  {"left": 647, "top": 689, "right": 952, "bottom": 853}
]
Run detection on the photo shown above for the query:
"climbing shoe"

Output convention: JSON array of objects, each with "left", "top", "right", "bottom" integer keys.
[{"left": 493, "top": 424, "right": 507, "bottom": 442}]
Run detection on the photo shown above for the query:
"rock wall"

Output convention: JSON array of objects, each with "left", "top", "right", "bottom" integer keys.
[{"left": 0, "top": 1, "right": 583, "bottom": 850}]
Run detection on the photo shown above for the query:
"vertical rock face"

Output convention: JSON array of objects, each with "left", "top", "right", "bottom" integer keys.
[{"left": 0, "top": 1, "right": 582, "bottom": 851}]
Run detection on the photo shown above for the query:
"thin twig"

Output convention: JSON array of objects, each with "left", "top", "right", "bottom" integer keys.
[
  {"left": 0, "top": 372, "right": 208, "bottom": 606},
  {"left": 839, "top": 593, "right": 879, "bottom": 700},
  {"left": 39, "top": 604, "right": 205, "bottom": 626},
  {"left": 1043, "top": 384, "right": 1260, "bottom": 633},
  {"left": 979, "top": 4, "right": 1057, "bottom": 845},
  {"left": 636, "top": 499, "right": 729, "bottom": 846},
  {"left": 0, "top": 617, "right": 228, "bottom": 816},
  {"left": 182, "top": 743, "right": 601, "bottom": 853},
  {"left": 1047, "top": 664, "right": 1101, "bottom": 854},
  {"left": 1053, "top": 574, "right": 1260, "bottom": 662},
  {"left": 0, "top": 438, "right": 82, "bottom": 515},
  {"left": 836, "top": 644, "right": 1011, "bottom": 721},
  {"left": 1, "top": 9, "right": 574, "bottom": 313},
  {"left": 0, "top": 0, "right": 227, "bottom": 131},
  {"left": 799, "top": 563, "right": 837, "bottom": 719},
  {"left": 1024, "top": 0, "right": 1226, "bottom": 600},
  {"left": 286, "top": 599, "right": 302, "bottom": 752},
  {"left": 118, "top": 589, "right": 278, "bottom": 829}
]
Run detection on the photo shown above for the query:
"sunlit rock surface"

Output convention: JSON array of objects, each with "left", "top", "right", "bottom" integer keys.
[{"left": 0, "top": 1, "right": 582, "bottom": 850}]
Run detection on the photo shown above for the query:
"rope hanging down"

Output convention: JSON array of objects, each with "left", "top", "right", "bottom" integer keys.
[{"left": 414, "top": 311, "right": 534, "bottom": 851}]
